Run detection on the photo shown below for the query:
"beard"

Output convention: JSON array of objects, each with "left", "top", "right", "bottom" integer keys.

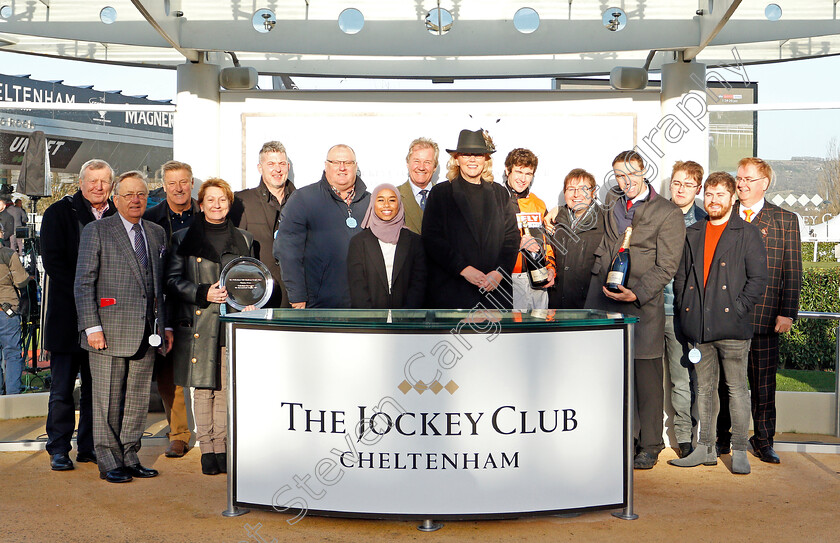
[{"left": 706, "top": 202, "right": 732, "bottom": 220}]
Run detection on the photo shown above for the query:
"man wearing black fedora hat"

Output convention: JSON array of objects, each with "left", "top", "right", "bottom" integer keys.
[{"left": 421, "top": 129, "right": 519, "bottom": 309}]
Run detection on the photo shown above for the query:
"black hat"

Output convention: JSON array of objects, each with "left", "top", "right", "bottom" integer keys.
[{"left": 446, "top": 129, "right": 495, "bottom": 155}]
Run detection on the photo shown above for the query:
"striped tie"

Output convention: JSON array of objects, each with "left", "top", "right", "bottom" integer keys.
[
  {"left": 132, "top": 223, "right": 148, "bottom": 269},
  {"left": 744, "top": 209, "right": 754, "bottom": 223}
]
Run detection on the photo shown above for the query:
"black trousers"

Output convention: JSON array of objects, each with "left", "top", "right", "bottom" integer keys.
[
  {"left": 717, "top": 333, "right": 778, "bottom": 449},
  {"left": 634, "top": 357, "right": 665, "bottom": 455},
  {"left": 45, "top": 350, "right": 94, "bottom": 455}
]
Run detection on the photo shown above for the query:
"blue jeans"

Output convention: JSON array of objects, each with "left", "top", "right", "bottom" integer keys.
[
  {"left": 0, "top": 312, "right": 23, "bottom": 395},
  {"left": 696, "top": 339, "right": 751, "bottom": 451}
]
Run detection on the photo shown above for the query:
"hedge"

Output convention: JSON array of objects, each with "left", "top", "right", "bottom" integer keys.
[{"left": 779, "top": 261, "right": 840, "bottom": 370}]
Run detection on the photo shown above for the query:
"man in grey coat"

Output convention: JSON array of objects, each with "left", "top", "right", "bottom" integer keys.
[
  {"left": 75, "top": 171, "right": 171, "bottom": 483},
  {"left": 585, "top": 150, "right": 686, "bottom": 470}
]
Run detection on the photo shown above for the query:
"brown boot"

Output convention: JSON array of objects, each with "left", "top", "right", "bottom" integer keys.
[{"left": 165, "top": 440, "right": 189, "bottom": 458}]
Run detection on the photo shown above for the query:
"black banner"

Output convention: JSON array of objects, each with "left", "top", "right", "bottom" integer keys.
[
  {"left": 0, "top": 73, "right": 173, "bottom": 134},
  {"left": 0, "top": 133, "right": 82, "bottom": 169}
]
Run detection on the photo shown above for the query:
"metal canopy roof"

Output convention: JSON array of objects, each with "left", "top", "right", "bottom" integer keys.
[{"left": 1, "top": 1, "right": 839, "bottom": 78}]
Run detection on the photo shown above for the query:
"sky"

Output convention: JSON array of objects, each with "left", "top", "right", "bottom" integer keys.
[{"left": 1, "top": 50, "right": 839, "bottom": 161}]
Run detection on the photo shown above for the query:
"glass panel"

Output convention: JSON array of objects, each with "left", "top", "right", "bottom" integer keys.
[
  {"left": 253, "top": 8, "right": 276, "bottom": 33},
  {"left": 425, "top": 8, "right": 453, "bottom": 35},
  {"left": 602, "top": 7, "right": 627, "bottom": 32},
  {"left": 99, "top": 6, "right": 117, "bottom": 25},
  {"left": 222, "top": 308, "right": 637, "bottom": 329},
  {"left": 338, "top": 8, "right": 364, "bottom": 35},
  {"left": 765, "top": 4, "right": 783, "bottom": 21},
  {"left": 513, "top": 7, "right": 540, "bottom": 34}
]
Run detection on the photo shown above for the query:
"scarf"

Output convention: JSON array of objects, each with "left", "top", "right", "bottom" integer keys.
[{"left": 361, "top": 183, "right": 405, "bottom": 244}]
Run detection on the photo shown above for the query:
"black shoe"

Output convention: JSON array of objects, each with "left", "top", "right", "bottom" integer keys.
[
  {"left": 124, "top": 464, "right": 159, "bottom": 478},
  {"left": 76, "top": 451, "right": 97, "bottom": 464},
  {"left": 201, "top": 453, "right": 220, "bottom": 475},
  {"left": 215, "top": 453, "right": 227, "bottom": 474},
  {"left": 50, "top": 453, "right": 74, "bottom": 471},
  {"left": 678, "top": 442, "right": 694, "bottom": 458},
  {"left": 716, "top": 442, "right": 731, "bottom": 456},
  {"left": 757, "top": 446, "right": 781, "bottom": 464},
  {"left": 100, "top": 467, "right": 132, "bottom": 483},
  {"left": 634, "top": 451, "right": 658, "bottom": 470}
]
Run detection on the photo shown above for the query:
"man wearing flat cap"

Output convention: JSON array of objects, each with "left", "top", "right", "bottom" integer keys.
[{"left": 421, "top": 129, "right": 519, "bottom": 309}]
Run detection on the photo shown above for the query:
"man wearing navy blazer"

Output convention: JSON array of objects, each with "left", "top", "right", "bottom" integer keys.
[
  {"left": 716, "top": 157, "right": 802, "bottom": 464},
  {"left": 397, "top": 138, "right": 439, "bottom": 235},
  {"left": 75, "top": 171, "right": 171, "bottom": 483}
]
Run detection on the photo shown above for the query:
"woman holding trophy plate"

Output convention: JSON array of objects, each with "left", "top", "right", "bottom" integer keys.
[{"left": 165, "top": 178, "right": 254, "bottom": 476}]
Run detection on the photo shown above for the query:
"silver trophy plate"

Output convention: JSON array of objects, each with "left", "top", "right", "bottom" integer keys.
[{"left": 220, "top": 257, "right": 274, "bottom": 310}]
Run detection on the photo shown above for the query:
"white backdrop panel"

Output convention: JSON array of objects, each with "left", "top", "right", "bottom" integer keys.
[{"left": 218, "top": 91, "right": 662, "bottom": 206}]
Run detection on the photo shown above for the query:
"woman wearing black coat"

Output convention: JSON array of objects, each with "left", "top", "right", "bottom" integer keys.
[
  {"left": 348, "top": 184, "right": 427, "bottom": 309},
  {"left": 166, "top": 178, "right": 254, "bottom": 476},
  {"left": 421, "top": 129, "right": 519, "bottom": 309}
]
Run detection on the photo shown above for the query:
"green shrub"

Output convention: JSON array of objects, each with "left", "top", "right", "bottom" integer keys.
[{"left": 779, "top": 260, "right": 840, "bottom": 370}]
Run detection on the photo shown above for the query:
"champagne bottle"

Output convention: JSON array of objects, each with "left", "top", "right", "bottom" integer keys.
[
  {"left": 521, "top": 227, "right": 550, "bottom": 289},
  {"left": 606, "top": 226, "right": 632, "bottom": 293}
]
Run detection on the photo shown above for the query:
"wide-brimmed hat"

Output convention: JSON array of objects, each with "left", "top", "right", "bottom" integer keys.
[{"left": 446, "top": 129, "right": 495, "bottom": 155}]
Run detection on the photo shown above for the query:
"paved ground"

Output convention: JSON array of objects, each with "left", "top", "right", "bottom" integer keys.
[{"left": 2, "top": 441, "right": 839, "bottom": 543}]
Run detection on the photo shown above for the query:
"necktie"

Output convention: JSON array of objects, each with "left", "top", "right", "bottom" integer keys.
[
  {"left": 626, "top": 199, "right": 633, "bottom": 211},
  {"left": 132, "top": 223, "right": 148, "bottom": 269},
  {"left": 744, "top": 209, "right": 754, "bottom": 223},
  {"left": 419, "top": 189, "right": 429, "bottom": 211}
]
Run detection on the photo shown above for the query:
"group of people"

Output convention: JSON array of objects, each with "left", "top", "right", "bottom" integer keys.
[{"left": 39, "top": 127, "right": 800, "bottom": 483}]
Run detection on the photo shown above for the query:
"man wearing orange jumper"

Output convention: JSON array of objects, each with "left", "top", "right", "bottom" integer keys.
[{"left": 503, "top": 148, "right": 555, "bottom": 310}]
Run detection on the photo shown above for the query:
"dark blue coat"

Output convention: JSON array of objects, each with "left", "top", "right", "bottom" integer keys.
[
  {"left": 274, "top": 173, "right": 370, "bottom": 308},
  {"left": 674, "top": 212, "right": 768, "bottom": 343}
]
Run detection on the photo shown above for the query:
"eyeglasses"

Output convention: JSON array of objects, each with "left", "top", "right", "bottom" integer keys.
[
  {"left": 410, "top": 159, "right": 435, "bottom": 168},
  {"left": 671, "top": 181, "right": 699, "bottom": 191},
  {"left": 117, "top": 192, "right": 148, "bottom": 200},
  {"left": 326, "top": 159, "right": 356, "bottom": 167},
  {"left": 564, "top": 186, "right": 594, "bottom": 194},
  {"left": 735, "top": 176, "right": 766, "bottom": 184}
]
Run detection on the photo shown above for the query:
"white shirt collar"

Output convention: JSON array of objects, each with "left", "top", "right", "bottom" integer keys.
[
  {"left": 740, "top": 199, "right": 765, "bottom": 220},
  {"left": 409, "top": 180, "right": 432, "bottom": 198},
  {"left": 118, "top": 213, "right": 145, "bottom": 238},
  {"left": 631, "top": 185, "right": 650, "bottom": 204}
]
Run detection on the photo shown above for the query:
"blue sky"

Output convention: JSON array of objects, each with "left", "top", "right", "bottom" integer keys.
[{"left": 1, "top": 50, "right": 839, "bottom": 161}]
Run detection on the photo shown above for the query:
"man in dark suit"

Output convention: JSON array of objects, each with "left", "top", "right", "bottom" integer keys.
[
  {"left": 397, "top": 138, "right": 438, "bottom": 235},
  {"left": 142, "top": 160, "right": 199, "bottom": 458},
  {"left": 716, "top": 157, "right": 802, "bottom": 464},
  {"left": 230, "top": 141, "right": 295, "bottom": 307},
  {"left": 75, "top": 171, "right": 170, "bottom": 483},
  {"left": 585, "top": 150, "right": 686, "bottom": 470},
  {"left": 42, "top": 159, "right": 118, "bottom": 471}
]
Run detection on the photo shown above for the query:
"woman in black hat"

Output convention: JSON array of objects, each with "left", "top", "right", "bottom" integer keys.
[{"left": 421, "top": 129, "right": 519, "bottom": 309}]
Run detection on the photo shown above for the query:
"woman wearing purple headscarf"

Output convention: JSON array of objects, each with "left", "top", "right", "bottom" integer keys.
[{"left": 347, "top": 184, "right": 427, "bottom": 308}]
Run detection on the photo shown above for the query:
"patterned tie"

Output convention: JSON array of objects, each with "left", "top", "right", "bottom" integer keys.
[
  {"left": 132, "top": 223, "right": 148, "bottom": 269},
  {"left": 744, "top": 209, "right": 754, "bottom": 223},
  {"left": 419, "top": 189, "right": 429, "bottom": 211}
]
